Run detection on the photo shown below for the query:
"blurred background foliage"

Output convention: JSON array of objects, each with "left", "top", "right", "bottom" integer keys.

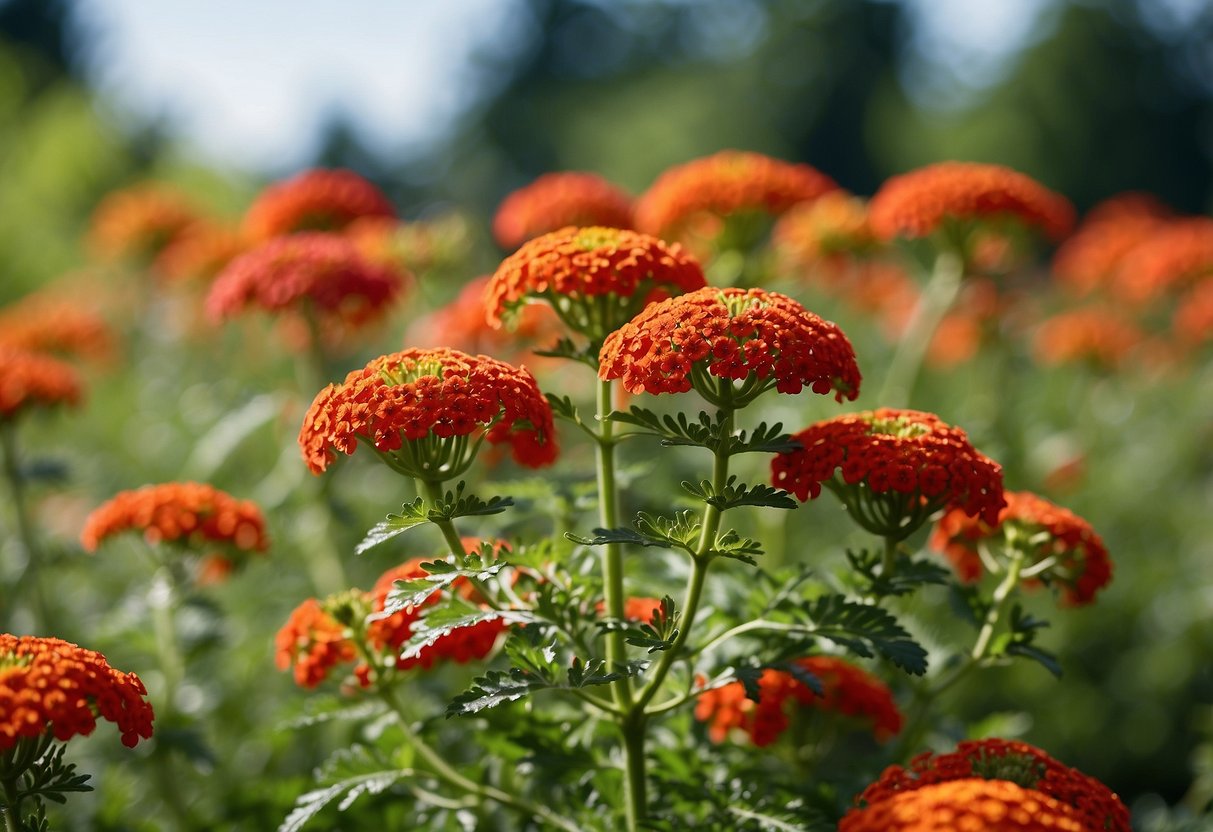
[{"left": 1, "top": 0, "right": 1212, "bottom": 828}]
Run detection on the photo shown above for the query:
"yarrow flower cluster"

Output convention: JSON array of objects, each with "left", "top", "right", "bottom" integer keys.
[
  {"left": 0, "top": 634, "right": 154, "bottom": 750},
  {"left": 770, "top": 191, "right": 880, "bottom": 269},
  {"left": 851, "top": 738, "right": 1130, "bottom": 832},
  {"left": 931, "top": 491, "right": 1113, "bottom": 606},
  {"left": 0, "top": 348, "right": 82, "bottom": 420},
  {"left": 634, "top": 150, "right": 837, "bottom": 239},
  {"left": 407, "top": 275, "right": 562, "bottom": 360},
  {"left": 1030, "top": 306, "right": 1143, "bottom": 370},
  {"left": 1052, "top": 193, "right": 1171, "bottom": 297},
  {"left": 493, "top": 172, "right": 635, "bottom": 250},
  {"left": 275, "top": 557, "right": 506, "bottom": 689},
  {"left": 0, "top": 295, "right": 114, "bottom": 362},
  {"left": 485, "top": 226, "right": 705, "bottom": 339},
  {"left": 298, "top": 347, "right": 558, "bottom": 477},
  {"left": 80, "top": 482, "right": 270, "bottom": 575},
  {"left": 152, "top": 220, "right": 246, "bottom": 284},
  {"left": 694, "top": 656, "right": 902, "bottom": 747},
  {"left": 243, "top": 168, "right": 396, "bottom": 242},
  {"left": 771, "top": 408, "right": 1004, "bottom": 539},
  {"left": 206, "top": 232, "right": 405, "bottom": 331},
  {"left": 88, "top": 184, "right": 201, "bottom": 261},
  {"left": 868, "top": 161, "right": 1074, "bottom": 243},
  {"left": 598, "top": 286, "right": 861, "bottom": 407},
  {"left": 1114, "top": 216, "right": 1213, "bottom": 302},
  {"left": 841, "top": 778, "right": 1087, "bottom": 832}
]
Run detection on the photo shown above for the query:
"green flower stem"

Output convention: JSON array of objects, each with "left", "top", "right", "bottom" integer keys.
[
  {"left": 380, "top": 688, "right": 581, "bottom": 832},
  {"left": 882, "top": 536, "right": 900, "bottom": 576},
  {"left": 595, "top": 378, "right": 633, "bottom": 709},
  {"left": 418, "top": 479, "right": 469, "bottom": 559},
  {"left": 896, "top": 546, "right": 1026, "bottom": 758},
  {"left": 0, "top": 421, "right": 49, "bottom": 629},
  {"left": 877, "top": 250, "right": 964, "bottom": 407},
  {"left": 2, "top": 776, "right": 21, "bottom": 832}
]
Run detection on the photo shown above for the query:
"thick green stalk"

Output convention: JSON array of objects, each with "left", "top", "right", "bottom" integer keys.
[
  {"left": 878, "top": 251, "right": 964, "bottom": 407},
  {"left": 418, "top": 479, "right": 469, "bottom": 559},
  {"left": 882, "top": 536, "right": 899, "bottom": 577},
  {"left": 380, "top": 688, "right": 581, "bottom": 832},
  {"left": 595, "top": 378, "right": 632, "bottom": 708},
  {"left": 1, "top": 778, "right": 20, "bottom": 832}
]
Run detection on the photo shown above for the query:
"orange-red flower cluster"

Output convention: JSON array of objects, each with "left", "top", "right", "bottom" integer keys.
[
  {"left": 1030, "top": 307, "right": 1143, "bottom": 369},
  {"left": 298, "top": 347, "right": 557, "bottom": 474},
  {"left": 205, "top": 233, "right": 404, "bottom": 328},
  {"left": 80, "top": 482, "right": 269, "bottom": 558},
  {"left": 772, "top": 409, "right": 1005, "bottom": 530},
  {"left": 243, "top": 168, "right": 396, "bottom": 242},
  {"left": 1114, "top": 216, "right": 1213, "bottom": 302},
  {"left": 853, "top": 738, "right": 1129, "bottom": 832},
  {"left": 868, "top": 162, "right": 1074, "bottom": 243},
  {"left": 0, "top": 296, "right": 113, "bottom": 363},
  {"left": 152, "top": 220, "right": 246, "bottom": 284},
  {"left": 931, "top": 491, "right": 1112, "bottom": 606},
  {"left": 407, "top": 275, "right": 562, "bottom": 358},
  {"left": 770, "top": 191, "right": 880, "bottom": 270},
  {"left": 841, "top": 778, "right": 1087, "bottom": 832},
  {"left": 598, "top": 287, "right": 861, "bottom": 404},
  {"left": 694, "top": 656, "right": 902, "bottom": 747},
  {"left": 1176, "top": 279, "right": 1213, "bottom": 347},
  {"left": 88, "top": 184, "right": 201, "bottom": 261},
  {"left": 485, "top": 226, "right": 705, "bottom": 330},
  {"left": 275, "top": 557, "right": 506, "bottom": 689},
  {"left": 0, "top": 634, "right": 154, "bottom": 750},
  {"left": 493, "top": 172, "right": 635, "bottom": 250},
  {"left": 0, "top": 348, "right": 82, "bottom": 419},
  {"left": 634, "top": 150, "right": 837, "bottom": 238},
  {"left": 1052, "top": 193, "right": 1171, "bottom": 297}
]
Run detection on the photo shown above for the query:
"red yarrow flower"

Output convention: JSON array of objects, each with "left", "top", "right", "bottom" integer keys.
[
  {"left": 599, "top": 287, "right": 861, "bottom": 407},
  {"left": 853, "top": 737, "right": 1129, "bottom": 832},
  {"left": 0, "top": 348, "right": 82, "bottom": 420},
  {"left": 485, "top": 226, "right": 706, "bottom": 339},
  {"left": 407, "top": 275, "right": 562, "bottom": 360},
  {"left": 772, "top": 409, "right": 1004, "bottom": 538},
  {"left": 0, "top": 634, "right": 154, "bottom": 750},
  {"left": 1052, "top": 193, "right": 1171, "bottom": 297},
  {"left": 1113, "top": 216, "right": 1213, "bottom": 302},
  {"left": 298, "top": 347, "right": 557, "bottom": 476},
  {"left": 770, "top": 191, "right": 881, "bottom": 270},
  {"left": 634, "top": 150, "right": 837, "bottom": 240},
  {"left": 868, "top": 161, "right": 1074, "bottom": 243},
  {"left": 243, "top": 168, "right": 396, "bottom": 242},
  {"left": 694, "top": 656, "right": 902, "bottom": 747},
  {"left": 841, "top": 778, "right": 1087, "bottom": 832},
  {"left": 205, "top": 232, "right": 404, "bottom": 330},
  {"left": 88, "top": 184, "right": 201, "bottom": 261},
  {"left": 931, "top": 491, "right": 1112, "bottom": 606},
  {"left": 0, "top": 295, "right": 115, "bottom": 363},
  {"left": 493, "top": 172, "right": 635, "bottom": 250},
  {"left": 80, "top": 482, "right": 270, "bottom": 558},
  {"left": 1030, "top": 306, "right": 1143, "bottom": 370}
]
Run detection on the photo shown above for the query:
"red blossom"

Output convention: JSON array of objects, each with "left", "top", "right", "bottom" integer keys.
[
  {"left": 598, "top": 287, "right": 860, "bottom": 405},
  {"left": 853, "top": 737, "right": 1129, "bottom": 832},
  {"left": 243, "top": 168, "right": 396, "bottom": 242},
  {"left": 634, "top": 150, "right": 837, "bottom": 239},
  {"left": 931, "top": 491, "right": 1112, "bottom": 606},
  {"left": 868, "top": 161, "right": 1074, "bottom": 243},
  {"left": 0, "top": 296, "right": 114, "bottom": 363},
  {"left": 694, "top": 656, "right": 902, "bottom": 747},
  {"left": 484, "top": 226, "right": 705, "bottom": 332},
  {"left": 407, "top": 275, "right": 562, "bottom": 359},
  {"left": 1114, "top": 216, "right": 1213, "bottom": 302},
  {"left": 841, "top": 778, "right": 1086, "bottom": 832},
  {"left": 1030, "top": 306, "right": 1143, "bottom": 369},
  {"left": 298, "top": 347, "right": 557, "bottom": 475},
  {"left": 493, "top": 172, "right": 635, "bottom": 250},
  {"left": 0, "top": 635, "right": 154, "bottom": 750},
  {"left": 0, "top": 348, "right": 82, "bottom": 420},
  {"left": 1052, "top": 193, "right": 1172, "bottom": 297},
  {"left": 88, "top": 184, "right": 201, "bottom": 261},
  {"left": 80, "top": 481, "right": 270, "bottom": 556},
  {"left": 205, "top": 233, "right": 404, "bottom": 329},
  {"left": 770, "top": 191, "right": 880, "bottom": 269}
]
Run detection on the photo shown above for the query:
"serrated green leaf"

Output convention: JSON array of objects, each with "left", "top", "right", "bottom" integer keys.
[
  {"left": 708, "top": 529, "right": 764, "bottom": 564},
  {"left": 801, "top": 595, "right": 928, "bottom": 675},
  {"left": 380, "top": 547, "right": 510, "bottom": 615},
  {"left": 1005, "top": 644, "right": 1063, "bottom": 678},
  {"left": 682, "top": 476, "right": 797, "bottom": 511},
  {"left": 845, "top": 549, "right": 952, "bottom": 598},
  {"left": 400, "top": 606, "right": 532, "bottom": 662},
  {"left": 356, "top": 498, "right": 429, "bottom": 554},
  {"left": 565, "top": 527, "right": 666, "bottom": 548},
  {"left": 280, "top": 770, "right": 405, "bottom": 832}
]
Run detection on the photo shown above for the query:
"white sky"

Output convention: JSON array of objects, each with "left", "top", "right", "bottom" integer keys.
[{"left": 74, "top": 0, "right": 1054, "bottom": 172}]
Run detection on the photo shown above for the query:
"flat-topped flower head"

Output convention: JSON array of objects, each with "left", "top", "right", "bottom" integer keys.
[
  {"left": 772, "top": 409, "right": 1004, "bottom": 540},
  {"left": 0, "top": 348, "right": 82, "bottom": 421},
  {"left": 493, "top": 172, "right": 635, "bottom": 250},
  {"left": 243, "top": 168, "right": 396, "bottom": 242},
  {"left": 206, "top": 232, "right": 404, "bottom": 335},
  {"left": 771, "top": 191, "right": 881, "bottom": 271},
  {"left": 0, "top": 295, "right": 114, "bottom": 363},
  {"left": 868, "top": 161, "right": 1074, "bottom": 246},
  {"left": 407, "top": 275, "right": 562, "bottom": 361},
  {"left": 299, "top": 347, "right": 557, "bottom": 478},
  {"left": 694, "top": 656, "right": 902, "bottom": 747},
  {"left": 1052, "top": 193, "right": 1171, "bottom": 297},
  {"left": 275, "top": 557, "right": 505, "bottom": 689},
  {"left": 931, "top": 491, "right": 1112, "bottom": 606},
  {"left": 841, "top": 778, "right": 1086, "bottom": 832},
  {"left": 853, "top": 738, "right": 1129, "bottom": 832},
  {"left": 634, "top": 150, "right": 837, "bottom": 244},
  {"left": 88, "top": 184, "right": 200, "bottom": 261},
  {"left": 599, "top": 287, "right": 861, "bottom": 408},
  {"left": 1030, "top": 307, "right": 1143, "bottom": 370},
  {"left": 80, "top": 482, "right": 269, "bottom": 578},
  {"left": 485, "top": 226, "right": 706, "bottom": 341},
  {"left": 0, "top": 634, "right": 154, "bottom": 750},
  {"left": 1114, "top": 216, "right": 1213, "bottom": 302}
]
